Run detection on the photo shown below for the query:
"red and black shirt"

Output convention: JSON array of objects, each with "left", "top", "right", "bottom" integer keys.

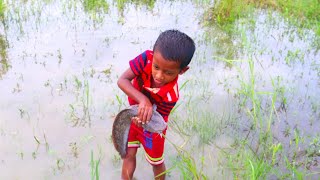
[{"left": 128, "top": 50, "right": 179, "bottom": 121}]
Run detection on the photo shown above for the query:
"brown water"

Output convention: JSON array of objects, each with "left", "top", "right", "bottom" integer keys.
[{"left": 0, "top": 0, "right": 319, "bottom": 179}]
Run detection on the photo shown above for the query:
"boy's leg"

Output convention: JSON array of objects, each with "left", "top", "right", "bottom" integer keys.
[
  {"left": 142, "top": 131, "right": 167, "bottom": 179},
  {"left": 121, "top": 148, "right": 138, "bottom": 180},
  {"left": 153, "top": 163, "right": 166, "bottom": 180}
]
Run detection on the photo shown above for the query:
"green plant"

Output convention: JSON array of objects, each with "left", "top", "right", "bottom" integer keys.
[
  {"left": 164, "top": 135, "right": 208, "bottom": 180},
  {"left": 0, "top": 35, "right": 9, "bottom": 78},
  {"left": 205, "top": 0, "right": 320, "bottom": 36},
  {"left": 90, "top": 150, "right": 100, "bottom": 180},
  {"left": 68, "top": 78, "right": 92, "bottom": 127},
  {"left": 0, "top": 0, "right": 5, "bottom": 20}
]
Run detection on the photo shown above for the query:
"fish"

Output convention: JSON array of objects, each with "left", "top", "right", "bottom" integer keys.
[{"left": 112, "top": 105, "right": 167, "bottom": 159}]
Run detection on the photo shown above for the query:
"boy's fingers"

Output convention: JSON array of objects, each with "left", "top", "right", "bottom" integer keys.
[
  {"left": 146, "top": 109, "right": 152, "bottom": 123},
  {"left": 138, "top": 106, "right": 146, "bottom": 122},
  {"left": 141, "top": 111, "right": 148, "bottom": 124},
  {"left": 137, "top": 103, "right": 152, "bottom": 124},
  {"left": 132, "top": 117, "right": 142, "bottom": 127}
]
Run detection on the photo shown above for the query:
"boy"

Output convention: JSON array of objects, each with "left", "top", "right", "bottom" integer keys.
[{"left": 117, "top": 29, "right": 195, "bottom": 180}]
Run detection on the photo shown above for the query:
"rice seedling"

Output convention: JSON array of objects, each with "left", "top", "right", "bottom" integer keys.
[
  {"left": 163, "top": 135, "right": 208, "bottom": 180},
  {"left": 33, "top": 132, "right": 50, "bottom": 152},
  {"left": 0, "top": 34, "right": 9, "bottom": 78},
  {"left": 111, "top": 154, "right": 121, "bottom": 167},
  {"left": 56, "top": 158, "right": 65, "bottom": 171},
  {"left": 270, "top": 143, "right": 282, "bottom": 165},
  {"left": 57, "top": 49, "right": 62, "bottom": 65},
  {"left": 283, "top": 156, "right": 304, "bottom": 180},
  {"left": 271, "top": 76, "right": 288, "bottom": 113},
  {"left": 90, "top": 150, "right": 101, "bottom": 180},
  {"left": 209, "top": 54, "right": 319, "bottom": 178},
  {"left": 115, "top": 0, "right": 156, "bottom": 22},
  {"left": 115, "top": 94, "right": 124, "bottom": 112},
  {"left": 83, "top": 0, "right": 109, "bottom": 14},
  {"left": 115, "top": 0, "right": 155, "bottom": 12},
  {"left": 69, "top": 142, "right": 79, "bottom": 158},
  {"left": 169, "top": 95, "right": 232, "bottom": 146},
  {"left": 18, "top": 108, "right": 31, "bottom": 122},
  {"left": 18, "top": 151, "right": 24, "bottom": 160},
  {"left": 0, "top": 0, "right": 6, "bottom": 20},
  {"left": 68, "top": 78, "right": 92, "bottom": 127}
]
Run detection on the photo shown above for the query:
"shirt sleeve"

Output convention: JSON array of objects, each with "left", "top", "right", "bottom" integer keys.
[{"left": 129, "top": 51, "right": 148, "bottom": 76}]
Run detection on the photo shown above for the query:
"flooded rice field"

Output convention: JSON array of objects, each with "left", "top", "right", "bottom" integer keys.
[{"left": 0, "top": 0, "right": 319, "bottom": 179}]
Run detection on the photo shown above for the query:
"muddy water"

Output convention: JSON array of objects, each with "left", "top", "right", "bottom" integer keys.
[{"left": 0, "top": 0, "right": 319, "bottom": 179}]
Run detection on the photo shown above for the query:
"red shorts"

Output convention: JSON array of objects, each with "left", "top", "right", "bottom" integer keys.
[{"left": 127, "top": 123, "right": 167, "bottom": 165}]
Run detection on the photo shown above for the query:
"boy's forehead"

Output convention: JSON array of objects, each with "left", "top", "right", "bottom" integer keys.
[
  {"left": 153, "top": 51, "right": 181, "bottom": 69},
  {"left": 153, "top": 58, "right": 181, "bottom": 70}
]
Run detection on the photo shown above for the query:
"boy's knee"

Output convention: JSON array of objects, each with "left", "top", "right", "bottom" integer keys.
[{"left": 152, "top": 162, "right": 165, "bottom": 168}]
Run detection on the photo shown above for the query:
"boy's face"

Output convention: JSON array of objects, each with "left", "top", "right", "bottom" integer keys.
[{"left": 151, "top": 51, "right": 188, "bottom": 88}]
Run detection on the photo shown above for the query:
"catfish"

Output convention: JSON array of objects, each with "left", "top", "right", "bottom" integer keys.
[{"left": 112, "top": 105, "right": 167, "bottom": 158}]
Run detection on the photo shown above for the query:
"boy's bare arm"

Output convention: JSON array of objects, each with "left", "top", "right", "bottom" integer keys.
[{"left": 117, "top": 68, "right": 153, "bottom": 124}]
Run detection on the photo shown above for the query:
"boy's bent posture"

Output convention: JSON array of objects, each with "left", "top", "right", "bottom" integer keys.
[{"left": 117, "top": 29, "right": 195, "bottom": 180}]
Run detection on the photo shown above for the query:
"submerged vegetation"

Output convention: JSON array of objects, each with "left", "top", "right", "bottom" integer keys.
[{"left": 0, "top": 35, "right": 9, "bottom": 78}]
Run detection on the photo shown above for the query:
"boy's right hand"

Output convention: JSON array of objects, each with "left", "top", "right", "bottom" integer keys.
[{"left": 136, "top": 99, "right": 153, "bottom": 125}]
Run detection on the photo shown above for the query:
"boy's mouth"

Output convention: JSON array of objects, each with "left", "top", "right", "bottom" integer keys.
[{"left": 152, "top": 78, "right": 164, "bottom": 87}]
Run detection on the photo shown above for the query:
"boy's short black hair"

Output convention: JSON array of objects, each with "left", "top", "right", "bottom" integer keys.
[{"left": 153, "top": 29, "right": 195, "bottom": 69}]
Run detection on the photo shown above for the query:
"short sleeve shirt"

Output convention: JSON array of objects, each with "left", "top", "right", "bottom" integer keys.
[{"left": 128, "top": 50, "right": 179, "bottom": 121}]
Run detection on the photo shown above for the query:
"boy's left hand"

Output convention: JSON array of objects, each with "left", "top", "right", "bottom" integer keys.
[{"left": 131, "top": 116, "right": 142, "bottom": 127}]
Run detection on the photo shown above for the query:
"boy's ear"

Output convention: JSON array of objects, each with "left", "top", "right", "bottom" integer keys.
[{"left": 179, "top": 66, "right": 189, "bottom": 75}]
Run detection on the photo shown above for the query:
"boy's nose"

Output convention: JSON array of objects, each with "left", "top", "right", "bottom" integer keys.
[{"left": 156, "top": 72, "right": 164, "bottom": 80}]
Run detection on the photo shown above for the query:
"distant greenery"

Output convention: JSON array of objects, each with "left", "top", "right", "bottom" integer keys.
[
  {"left": 83, "top": 0, "right": 109, "bottom": 14},
  {"left": 206, "top": 0, "right": 320, "bottom": 36},
  {"left": 0, "top": 0, "right": 5, "bottom": 20},
  {"left": 115, "top": 0, "right": 156, "bottom": 14}
]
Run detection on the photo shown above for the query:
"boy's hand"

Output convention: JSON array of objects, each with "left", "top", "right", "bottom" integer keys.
[
  {"left": 137, "top": 99, "right": 153, "bottom": 124},
  {"left": 131, "top": 116, "right": 142, "bottom": 127}
]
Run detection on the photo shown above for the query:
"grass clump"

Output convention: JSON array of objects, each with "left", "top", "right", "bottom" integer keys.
[
  {"left": 0, "top": 0, "right": 5, "bottom": 20},
  {"left": 0, "top": 35, "right": 9, "bottom": 78},
  {"left": 83, "top": 0, "right": 109, "bottom": 13},
  {"left": 115, "top": 0, "right": 155, "bottom": 15},
  {"left": 206, "top": 0, "right": 320, "bottom": 36},
  {"left": 90, "top": 150, "right": 100, "bottom": 180},
  {"left": 82, "top": 0, "right": 109, "bottom": 24},
  {"left": 214, "top": 57, "right": 320, "bottom": 178}
]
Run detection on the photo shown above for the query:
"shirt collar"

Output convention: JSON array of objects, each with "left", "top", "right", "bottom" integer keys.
[{"left": 142, "top": 60, "right": 179, "bottom": 98}]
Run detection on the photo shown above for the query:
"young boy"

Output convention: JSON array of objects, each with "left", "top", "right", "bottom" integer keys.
[{"left": 117, "top": 29, "right": 195, "bottom": 180}]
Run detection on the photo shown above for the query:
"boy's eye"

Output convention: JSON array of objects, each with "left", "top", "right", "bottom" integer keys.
[{"left": 153, "top": 65, "right": 159, "bottom": 70}]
